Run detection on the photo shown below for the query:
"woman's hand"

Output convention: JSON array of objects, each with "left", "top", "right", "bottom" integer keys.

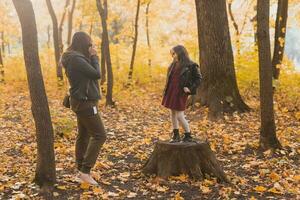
[
  {"left": 89, "top": 46, "right": 97, "bottom": 56},
  {"left": 183, "top": 87, "right": 191, "bottom": 94}
]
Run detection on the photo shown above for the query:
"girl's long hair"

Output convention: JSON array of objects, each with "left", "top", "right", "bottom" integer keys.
[
  {"left": 67, "top": 31, "right": 91, "bottom": 58},
  {"left": 172, "top": 45, "right": 193, "bottom": 68}
]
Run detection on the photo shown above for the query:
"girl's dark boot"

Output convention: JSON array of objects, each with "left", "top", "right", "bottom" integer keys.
[
  {"left": 182, "top": 132, "right": 193, "bottom": 142},
  {"left": 170, "top": 129, "right": 180, "bottom": 143}
]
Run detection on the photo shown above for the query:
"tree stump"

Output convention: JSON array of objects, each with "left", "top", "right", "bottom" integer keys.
[{"left": 142, "top": 141, "right": 228, "bottom": 182}]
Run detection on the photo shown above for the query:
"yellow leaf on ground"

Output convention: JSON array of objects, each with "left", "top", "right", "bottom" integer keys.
[
  {"left": 93, "top": 187, "right": 103, "bottom": 195},
  {"left": 269, "top": 172, "right": 280, "bottom": 182},
  {"left": 174, "top": 192, "right": 184, "bottom": 200},
  {"left": 254, "top": 186, "right": 267, "bottom": 192},
  {"left": 200, "top": 185, "right": 211, "bottom": 194},
  {"left": 293, "top": 175, "right": 300, "bottom": 181},
  {"left": 80, "top": 182, "right": 90, "bottom": 190},
  {"left": 57, "top": 185, "right": 67, "bottom": 190},
  {"left": 268, "top": 187, "right": 283, "bottom": 194}
]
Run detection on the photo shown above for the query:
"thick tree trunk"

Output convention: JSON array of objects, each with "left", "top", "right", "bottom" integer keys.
[
  {"left": 146, "top": 1, "right": 151, "bottom": 68},
  {"left": 257, "top": 0, "right": 282, "bottom": 150},
  {"left": 272, "top": 0, "right": 288, "bottom": 80},
  {"left": 45, "top": 0, "right": 63, "bottom": 80},
  {"left": 0, "top": 47, "right": 4, "bottom": 83},
  {"left": 194, "top": 0, "right": 250, "bottom": 120},
  {"left": 128, "top": 0, "right": 141, "bottom": 81},
  {"left": 96, "top": 0, "right": 114, "bottom": 106},
  {"left": 12, "top": 0, "right": 56, "bottom": 197},
  {"left": 142, "top": 141, "right": 228, "bottom": 182},
  {"left": 67, "top": 0, "right": 76, "bottom": 45},
  {"left": 58, "top": 0, "right": 70, "bottom": 55},
  {"left": 228, "top": 1, "right": 241, "bottom": 56}
]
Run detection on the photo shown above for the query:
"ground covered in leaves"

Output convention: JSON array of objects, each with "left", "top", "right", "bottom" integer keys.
[{"left": 0, "top": 82, "right": 299, "bottom": 200}]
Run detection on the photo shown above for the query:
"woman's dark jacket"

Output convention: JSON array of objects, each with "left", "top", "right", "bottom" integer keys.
[
  {"left": 163, "top": 61, "right": 202, "bottom": 96},
  {"left": 61, "top": 51, "right": 101, "bottom": 101}
]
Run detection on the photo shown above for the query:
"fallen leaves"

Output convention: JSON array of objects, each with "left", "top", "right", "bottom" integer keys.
[
  {"left": 0, "top": 82, "right": 299, "bottom": 199},
  {"left": 254, "top": 186, "right": 267, "bottom": 192}
]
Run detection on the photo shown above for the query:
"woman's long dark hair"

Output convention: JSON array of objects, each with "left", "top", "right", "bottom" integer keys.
[
  {"left": 67, "top": 31, "right": 92, "bottom": 58},
  {"left": 172, "top": 45, "right": 193, "bottom": 68}
]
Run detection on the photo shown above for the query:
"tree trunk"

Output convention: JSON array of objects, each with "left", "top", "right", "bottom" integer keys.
[
  {"left": 128, "top": 0, "right": 141, "bottom": 81},
  {"left": 142, "top": 141, "right": 228, "bottom": 182},
  {"left": 89, "top": 19, "right": 94, "bottom": 36},
  {"left": 251, "top": 6, "right": 258, "bottom": 46},
  {"left": 146, "top": 1, "right": 151, "bottom": 68},
  {"left": 47, "top": 25, "right": 51, "bottom": 49},
  {"left": 58, "top": 0, "right": 71, "bottom": 55},
  {"left": 227, "top": 1, "right": 241, "bottom": 56},
  {"left": 96, "top": 0, "right": 114, "bottom": 106},
  {"left": 45, "top": 0, "right": 63, "bottom": 80},
  {"left": 67, "top": 0, "right": 76, "bottom": 45},
  {"left": 1, "top": 31, "right": 5, "bottom": 57},
  {"left": 12, "top": 0, "right": 56, "bottom": 198},
  {"left": 100, "top": 33, "right": 106, "bottom": 85},
  {"left": 0, "top": 47, "right": 4, "bottom": 83},
  {"left": 257, "top": 0, "right": 282, "bottom": 150},
  {"left": 194, "top": 0, "right": 250, "bottom": 120},
  {"left": 7, "top": 42, "right": 11, "bottom": 55},
  {"left": 272, "top": 0, "right": 288, "bottom": 80}
]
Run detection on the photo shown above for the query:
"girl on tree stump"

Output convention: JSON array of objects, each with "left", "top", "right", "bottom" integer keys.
[{"left": 162, "top": 45, "right": 202, "bottom": 142}]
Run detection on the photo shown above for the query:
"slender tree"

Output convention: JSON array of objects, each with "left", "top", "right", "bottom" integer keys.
[
  {"left": 145, "top": 1, "right": 151, "bottom": 68},
  {"left": 194, "top": 0, "right": 250, "bottom": 120},
  {"left": 67, "top": 0, "right": 76, "bottom": 45},
  {"left": 100, "top": 33, "right": 106, "bottom": 85},
  {"left": 12, "top": 0, "right": 56, "bottom": 197},
  {"left": 58, "top": 0, "right": 71, "bottom": 55},
  {"left": 272, "top": 0, "right": 289, "bottom": 81},
  {"left": 257, "top": 0, "right": 282, "bottom": 150},
  {"left": 227, "top": 0, "right": 241, "bottom": 56},
  {"left": 47, "top": 25, "right": 51, "bottom": 49},
  {"left": 96, "top": 0, "right": 114, "bottom": 106},
  {"left": 45, "top": 0, "right": 63, "bottom": 80},
  {"left": 0, "top": 47, "right": 4, "bottom": 83},
  {"left": 128, "top": 0, "right": 141, "bottom": 81},
  {"left": 1, "top": 31, "right": 5, "bottom": 57}
]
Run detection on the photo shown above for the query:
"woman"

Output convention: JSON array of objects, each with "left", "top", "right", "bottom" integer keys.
[
  {"left": 61, "top": 32, "right": 106, "bottom": 185},
  {"left": 162, "top": 45, "right": 202, "bottom": 142}
]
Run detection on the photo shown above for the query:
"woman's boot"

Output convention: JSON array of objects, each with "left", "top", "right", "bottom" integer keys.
[
  {"left": 182, "top": 132, "right": 193, "bottom": 142},
  {"left": 170, "top": 129, "right": 180, "bottom": 143}
]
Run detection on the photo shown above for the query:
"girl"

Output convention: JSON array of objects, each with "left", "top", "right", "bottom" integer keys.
[
  {"left": 162, "top": 45, "right": 202, "bottom": 142},
  {"left": 61, "top": 32, "right": 106, "bottom": 185}
]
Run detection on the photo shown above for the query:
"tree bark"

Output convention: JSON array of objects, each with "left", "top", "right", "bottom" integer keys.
[
  {"left": 58, "top": 0, "right": 71, "bottom": 55},
  {"left": 12, "top": 0, "right": 56, "bottom": 197},
  {"left": 272, "top": 0, "right": 288, "bottom": 80},
  {"left": 146, "top": 1, "right": 151, "bottom": 68},
  {"left": 128, "top": 0, "right": 141, "bottom": 81},
  {"left": 1, "top": 31, "right": 5, "bottom": 57},
  {"left": 142, "top": 141, "right": 228, "bottom": 182},
  {"left": 47, "top": 25, "right": 51, "bottom": 49},
  {"left": 100, "top": 33, "right": 106, "bottom": 85},
  {"left": 194, "top": 0, "right": 250, "bottom": 120},
  {"left": 0, "top": 47, "right": 4, "bottom": 83},
  {"left": 45, "top": 0, "right": 63, "bottom": 80},
  {"left": 227, "top": 1, "right": 241, "bottom": 56},
  {"left": 96, "top": 0, "right": 114, "bottom": 106},
  {"left": 257, "top": 0, "right": 282, "bottom": 150},
  {"left": 251, "top": 6, "right": 258, "bottom": 46},
  {"left": 67, "top": 0, "right": 76, "bottom": 45}
]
